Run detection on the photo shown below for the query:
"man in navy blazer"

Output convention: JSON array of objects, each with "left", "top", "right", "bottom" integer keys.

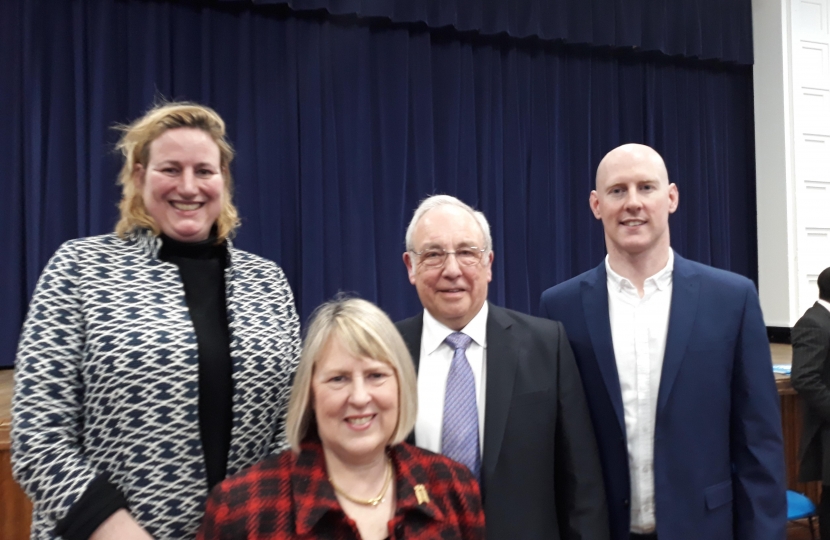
[{"left": 539, "top": 144, "right": 786, "bottom": 540}]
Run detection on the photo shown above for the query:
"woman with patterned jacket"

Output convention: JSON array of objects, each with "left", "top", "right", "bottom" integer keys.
[
  {"left": 198, "top": 297, "right": 485, "bottom": 540},
  {"left": 12, "top": 102, "right": 301, "bottom": 540}
]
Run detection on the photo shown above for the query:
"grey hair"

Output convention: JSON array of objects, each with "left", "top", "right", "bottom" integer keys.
[{"left": 404, "top": 195, "right": 492, "bottom": 252}]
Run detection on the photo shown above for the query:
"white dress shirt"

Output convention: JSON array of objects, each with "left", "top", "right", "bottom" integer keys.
[
  {"left": 415, "top": 302, "right": 488, "bottom": 454},
  {"left": 818, "top": 298, "right": 830, "bottom": 314},
  {"left": 606, "top": 250, "right": 674, "bottom": 534}
]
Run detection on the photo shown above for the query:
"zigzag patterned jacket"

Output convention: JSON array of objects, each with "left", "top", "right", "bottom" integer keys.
[{"left": 12, "top": 232, "right": 301, "bottom": 539}]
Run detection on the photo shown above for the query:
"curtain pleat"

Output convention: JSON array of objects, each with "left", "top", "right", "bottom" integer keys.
[
  {"left": 220, "top": 0, "right": 754, "bottom": 64},
  {"left": 0, "top": 0, "right": 756, "bottom": 366}
]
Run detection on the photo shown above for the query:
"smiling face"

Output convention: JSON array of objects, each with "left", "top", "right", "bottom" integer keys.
[
  {"left": 590, "top": 144, "right": 679, "bottom": 260},
  {"left": 134, "top": 127, "right": 225, "bottom": 242},
  {"left": 312, "top": 335, "right": 399, "bottom": 465},
  {"left": 403, "top": 205, "right": 493, "bottom": 331}
]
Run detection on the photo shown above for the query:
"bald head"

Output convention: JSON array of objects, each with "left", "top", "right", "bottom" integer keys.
[
  {"left": 589, "top": 143, "right": 678, "bottom": 267},
  {"left": 596, "top": 144, "right": 669, "bottom": 190}
]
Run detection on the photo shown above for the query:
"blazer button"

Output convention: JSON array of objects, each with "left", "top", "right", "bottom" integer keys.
[{"left": 623, "top": 499, "right": 630, "bottom": 507}]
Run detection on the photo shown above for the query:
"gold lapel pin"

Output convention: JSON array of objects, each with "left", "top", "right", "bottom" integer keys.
[{"left": 414, "top": 484, "right": 430, "bottom": 505}]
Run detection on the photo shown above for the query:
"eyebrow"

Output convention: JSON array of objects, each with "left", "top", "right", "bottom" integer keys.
[
  {"left": 153, "top": 160, "right": 219, "bottom": 168},
  {"left": 418, "top": 240, "right": 480, "bottom": 249},
  {"left": 606, "top": 179, "right": 660, "bottom": 189}
]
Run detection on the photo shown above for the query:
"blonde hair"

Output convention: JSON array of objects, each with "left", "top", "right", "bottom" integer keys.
[
  {"left": 285, "top": 297, "right": 418, "bottom": 453},
  {"left": 113, "top": 101, "right": 240, "bottom": 241}
]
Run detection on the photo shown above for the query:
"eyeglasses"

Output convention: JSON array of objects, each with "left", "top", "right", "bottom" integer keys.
[{"left": 411, "top": 246, "right": 487, "bottom": 268}]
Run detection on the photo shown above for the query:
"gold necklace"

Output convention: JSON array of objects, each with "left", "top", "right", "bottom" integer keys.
[{"left": 329, "top": 458, "right": 393, "bottom": 507}]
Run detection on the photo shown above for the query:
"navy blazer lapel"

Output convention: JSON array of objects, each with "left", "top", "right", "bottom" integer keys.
[
  {"left": 657, "top": 253, "right": 701, "bottom": 415},
  {"left": 482, "top": 303, "right": 519, "bottom": 481},
  {"left": 581, "top": 262, "right": 626, "bottom": 432}
]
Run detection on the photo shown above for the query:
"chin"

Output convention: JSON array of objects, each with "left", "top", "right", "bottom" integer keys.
[
  {"left": 170, "top": 228, "right": 210, "bottom": 241},
  {"left": 340, "top": 439, "right": 387, "bottom": 459}
]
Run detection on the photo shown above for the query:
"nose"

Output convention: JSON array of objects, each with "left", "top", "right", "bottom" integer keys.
[
  {"left": 441, "top": 252, "right": 463, "bottom": 278},
  {"left": 349, "top": 376, "right": 371, "bottom": 407},
  {"left": 623, "top": 189, "right": 642, "bottom": 212},
  {"left": 179, "top": 168, "right": 198, "bottom": 196}
]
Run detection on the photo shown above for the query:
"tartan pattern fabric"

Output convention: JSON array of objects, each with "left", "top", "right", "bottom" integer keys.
[
  {"left": 12, "top": 232, "right": 301, "bottom": 539},
  {"left": 198, "top": 439, "right": 486, "bottom": 539},
  {"left": 441, "top": 332, "right": 480, "bottom": 480}
]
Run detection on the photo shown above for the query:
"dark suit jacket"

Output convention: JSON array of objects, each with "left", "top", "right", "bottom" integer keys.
[
  {"left": 791, "top": 302, "right": 830, "bottom": 484},
  {"left": 539, "top": 253, "right": 786, "bottom": 540},
  {"left": 396, "top": 302, "right": 609, "bottom": 540}
]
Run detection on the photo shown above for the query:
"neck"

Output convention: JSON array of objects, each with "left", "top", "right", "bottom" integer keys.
[
  {"left": 606, "top": 243, "right": 671, "bottom": 296},
  {"left": 324, "top": 445, "right": 389, "bottom": 498}
]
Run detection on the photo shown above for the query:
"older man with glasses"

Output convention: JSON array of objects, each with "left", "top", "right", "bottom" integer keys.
[{"left": 395, "top": 194, "right": 609, "bottom": 540}]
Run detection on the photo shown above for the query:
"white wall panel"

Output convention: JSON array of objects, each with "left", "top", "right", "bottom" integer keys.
[{"left": 793, "top": 0, "right": 830, "bottom": 318}]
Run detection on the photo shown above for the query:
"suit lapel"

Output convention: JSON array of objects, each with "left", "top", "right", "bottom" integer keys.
[
  {"left": 397, "top": 314, "right": 424, "bottom": 372},
  {"left": 581, "top": 262, "right": 626, "bottom": 432},
  {"left": 397, "top": 314, "right": 423, "bottom": 446},
  {"left": 657, "top": 253, "right": 700, "bottom": 415},
  {"left": 482, "top": 303, "right": 519, "bottom": 482}
]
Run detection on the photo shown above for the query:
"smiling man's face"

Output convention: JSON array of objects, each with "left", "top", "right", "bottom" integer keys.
[
  {"left": 404, "top": 205, "right": 493, "bottom": 331},
  {"left": 590, "top": 144, "right": 679, "bottom": 260}
]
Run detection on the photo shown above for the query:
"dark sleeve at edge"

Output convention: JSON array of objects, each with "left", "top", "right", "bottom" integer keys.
[{"left": 54, "top": 473, "right": 129, "bottom": 540}]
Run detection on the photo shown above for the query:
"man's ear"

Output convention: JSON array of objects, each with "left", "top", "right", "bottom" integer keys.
[
  {"left": 668, "top": 183, "right": 679, "bottom": 214},
  {"left": 484, "top": 250, "right": 494, "bottom": 283},
  {"left": 403, "top": 251, "right": 417, "bottom": 285},
  {"left": 589, "top": 191, "right": 602, "bottom": 220}
]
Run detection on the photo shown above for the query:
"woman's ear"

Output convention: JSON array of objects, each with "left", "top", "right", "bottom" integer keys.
[{"left": 132, "top": 163, "right": 145, "bottom": 190}]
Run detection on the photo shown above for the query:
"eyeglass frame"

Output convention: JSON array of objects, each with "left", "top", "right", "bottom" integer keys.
[{"left": 408, "top": 245, "right": 489, "bottom": 268}]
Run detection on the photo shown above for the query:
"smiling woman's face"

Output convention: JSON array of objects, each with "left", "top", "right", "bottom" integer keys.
[
  {"left": 312, "top": 335, "right": 399, "bottom": 465},
  {"left": 135, "top": 127, "right": 225, "bottom": 242}
]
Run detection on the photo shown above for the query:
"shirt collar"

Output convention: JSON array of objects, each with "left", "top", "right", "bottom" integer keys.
[
  {"left": 129, "top": 227, "right": 234, "bottom": 261},
  {"left": 818, "top": 299, "right": 830, "bottom": 314},
  {"left": 422, "top": 302, "right": 488, "bottom": 355},
  {"left": 605, "top": 249, "right": 674, "bottom": 293},
  {"left": 292, "top": 439, "right": 444, "bottom": 535}
]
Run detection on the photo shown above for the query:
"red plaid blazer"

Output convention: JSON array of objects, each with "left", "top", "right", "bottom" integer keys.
[{"left": 197, "top": 439, "right": 485, "bottom": 539}]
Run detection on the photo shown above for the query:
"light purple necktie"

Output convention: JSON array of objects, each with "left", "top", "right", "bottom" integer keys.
[{"left": 441, "top": 332, "right": 480, "bottom": 480}]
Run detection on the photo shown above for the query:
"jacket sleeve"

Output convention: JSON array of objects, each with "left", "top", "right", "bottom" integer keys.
[
  {"left": 11, "top": 242, "right": 106, "bottom": 527},
  {"left": 791, "top": 313, "right": 830, "bottom": 421},
  {"left": 267, "top": 264, "right": 302, "bottom": 455},
  {"left": 552, "top": 322, "right": 610, "bottom": 540},
  {"left": 730, "top": 284, "right": 787, "bottom": 540}
]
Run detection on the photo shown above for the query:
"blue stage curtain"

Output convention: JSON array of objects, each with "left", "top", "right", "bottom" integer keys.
[
  {"left": 220, "top": 0, "right": 754, "bottom": 65},
  {"left": 0, "top": 0, "right": 756, "bottom": 367}
]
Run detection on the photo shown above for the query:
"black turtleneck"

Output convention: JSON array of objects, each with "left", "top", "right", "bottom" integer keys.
[
  {"left": 158, "top": 234, "right": 233, "bottom": 492},
  {"left": 56, "top": 233, "right": 234, "bottom": 540}
]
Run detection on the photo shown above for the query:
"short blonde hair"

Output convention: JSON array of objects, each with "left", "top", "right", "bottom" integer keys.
[
  {"left": 113, "top": 101, "right": 240, "bottom": 242},
  {"left": 285, "top": 297, "right": 417, "bottom": 453}
]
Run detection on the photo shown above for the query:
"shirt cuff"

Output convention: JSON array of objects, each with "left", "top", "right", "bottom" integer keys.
[{"left": 54, "top": 473, "right": 130, "bottom": 540}]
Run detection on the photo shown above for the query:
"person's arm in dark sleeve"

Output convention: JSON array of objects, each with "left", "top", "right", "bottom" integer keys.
[
  {"left": 552, "top": 322, "right": 610, "bottom": 540},
  {"left": 791, "top": 315, "right": 830, "bottom": 420},
  {"left": 730, "top": 284, "right": 786, "bottom": 540}
]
